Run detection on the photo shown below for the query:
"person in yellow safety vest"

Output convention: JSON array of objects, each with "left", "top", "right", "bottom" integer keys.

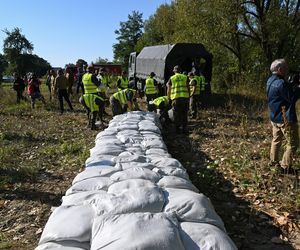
[
  {"left": 109, "top": 88, "right": 138, "bottom": 116},
  {"left": 167, "top": 65, "right": 190, "bottom": 134},
  {"left": 195, "top": 70, "right": 206, "bottom": 99},
  {"left": 188, "top": 72, "right": 200, "bottom": 119},
  {"left": 144, "top": 72, "right": 158, "bottom": 104},
  {"left": 82, "top": 65, "right": 100, "bottom": 95},
  {"left": 79, "top": 93, "right": 105, "bottom": 130},
  {"left": 117, "top": 71, "right": 129, "bottom": 91},
  {"left": 148, "top": 96, "right": 172, "bottom": 127}
]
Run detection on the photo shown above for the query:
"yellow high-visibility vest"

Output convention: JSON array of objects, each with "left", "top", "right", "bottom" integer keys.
[
  {"left": 117, "top": 76, "right": 128, "bottom": 91},
  {"left": 170, "top": 73, "right": 189, "bottom": 100},
  {"left": 145, "top": 77, "right": 158, "bottom": 95},
  {"left": 153, "top": 96, "right": 169, "bottom": 106},
  {"left": 82, "top": 73, "right": 98, "bottom": 94},
  {"left": 83, "top": 94, "right": 104, "bottom": 112},
  {"left": 113, "top": 89, "right": 136, "bottom": 105},
  {"left": 189, "top": 78, "right": 200, "bottom": 96}
]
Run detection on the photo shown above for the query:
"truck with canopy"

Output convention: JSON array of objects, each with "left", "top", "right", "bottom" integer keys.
[{"left": 128, "top": 43, "right": 213, "bottom": 95}]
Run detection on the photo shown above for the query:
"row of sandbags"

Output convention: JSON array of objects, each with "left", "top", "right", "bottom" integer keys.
[{"left": 36, "top": 111, "right": 237, "bottom": 250}]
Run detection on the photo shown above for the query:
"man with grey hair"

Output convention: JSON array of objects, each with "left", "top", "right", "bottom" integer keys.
[{"left": 266, "top": 58, "right": 299, "bottom": 174}]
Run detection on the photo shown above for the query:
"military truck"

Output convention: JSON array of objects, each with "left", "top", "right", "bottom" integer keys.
[{"left": 128, "top": 43, "right": 212, "bottom": 95}]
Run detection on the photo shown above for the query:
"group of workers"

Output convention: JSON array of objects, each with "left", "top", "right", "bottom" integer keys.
[
  {"left": 78, "top": 64, "right": 206, "bottom": 133},
  {"left": 12, "top": 64, "right": 206, "bottom": 134}
]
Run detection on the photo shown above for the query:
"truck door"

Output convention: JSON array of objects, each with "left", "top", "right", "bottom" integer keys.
[{"left": 128, "top": 52, "right": 136, "bottom": 79}]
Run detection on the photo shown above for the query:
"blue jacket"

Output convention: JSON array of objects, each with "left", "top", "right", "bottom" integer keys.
[{"left": 266, "top": 74, "right": 299, "bottom": 123}]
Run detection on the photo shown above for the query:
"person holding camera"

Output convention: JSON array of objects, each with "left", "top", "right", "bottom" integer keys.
[{"left": 266, "top": 59, "right": 300, "bottom": 174}]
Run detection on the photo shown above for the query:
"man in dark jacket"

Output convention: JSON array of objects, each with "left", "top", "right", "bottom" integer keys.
[
  {"left": 13, "top": 73, "right": 26, "bottom": 103},
  {"left": 266, "top": 58, "right": 300, "bottom": 174}
]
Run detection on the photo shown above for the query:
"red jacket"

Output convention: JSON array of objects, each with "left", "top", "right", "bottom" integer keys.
[{"left": 27, "top": 79, "right": 41, "bottom": 95}]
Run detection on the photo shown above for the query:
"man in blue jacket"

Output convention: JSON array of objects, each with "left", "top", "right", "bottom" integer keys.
[{"left": 266, "top": 59, "right": 299, "bottom": 174}]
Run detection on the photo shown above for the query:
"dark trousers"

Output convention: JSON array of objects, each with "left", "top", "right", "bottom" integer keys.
[
  {"left": 110, "top": 96, "right": 126, "bottom": 116},
  {"left": 16, "top": 88, "right": 26, "bottom": 103},
  {"left": 79, "top": 95, "right": 104, "bottom": 129},
  {"left": 190, "top": 95, "right": 200, "bottom": 117},
  {"left": 158, "top": 103, "right": 171, "bottom": 127},
  {"left": 30, "top": 92, "right": 46, "bottom": 109},
  {"left": 146, "top": 93, "right": 157, "bottom": 103},
  {"left": 77, "top": 82, "right": 84, "bottom": 94},
  {"left": 58, "top": 89, "right": 73, "bottom": 113},
  {"left": 172, "top": 97, "right": 189, "bottom": 130}
]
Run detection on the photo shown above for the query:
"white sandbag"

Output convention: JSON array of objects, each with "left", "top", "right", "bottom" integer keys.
[
  {"left": 95, "top": 137, "right": 123, "bottom": 147},
  {"left": 118, "top": 129, "right": 140, "bottom": 136},
  {"left": 125, "top": 147, "right": 145, "bottom": 155},
  {"left": 117, "top": 123, "right": 139, "bottom": 131},
  {"left": 89, "top": 185, "right": 165, "bottom": 214},
  {"left": 112, "top": 153, "right": 150, "bottom": 163},
  {"left": 142, "top": 138, "right": 167, "bottom": 150},
  {"left": 72, "top": 167, "right": 119, "bottom": 185},
  {"left": 85, "top": 157, "right": 115, "bottom": 168},
  {"left": 116, "top": 134, "right": 142, "bottom": 144},
  {"left": 95, "top": 128, "right": 118, "bottom": 139},
  {"left": 66, "top": 177, "right": 113, "bottom": 195},
  {"left": 158, "top": 176, "right": 199, "bottom": 192},
  {"left": 108, "top": 179, "right": 158, "bottom": 195},
  {"left": 61, "top": 190, "right": 108, "bottom": 206},
  {"left": 150, "top": 157, "right": 184, "bottom": 169},
  {"left": 91, "top": 212, "right": 185, "bottom": 250},
  {"left": 110, "top": 167, "right": 161, "bottom": 183},
  {"left": 140, "top": 131, "right": 162, "bottom": 139},
  {"left": 39, "top": 205, "right": 95, "bottom": 244},
  {"left": 146, "top": 148, "right": 171, "bottom": 157},
  {"left": 138, "top": 121, "right": 161, "bottom": 134},
  {"left": 35, "top": 240, "right": 90, "bottom": 250},
  {"left": 119, "top": 162, "right": 155, "bottom": 170},
  {"left": 90, "top": 145, "right": 124, "bottom": 156},
  {"left": 179, "top": 222, "right": 237, "bottom": 250},
  {"left": 163, "top": 188, "right": 225, "bottom": 232},
  {"left": 153, "top": 166, "right": 189, "bottom": 180}
]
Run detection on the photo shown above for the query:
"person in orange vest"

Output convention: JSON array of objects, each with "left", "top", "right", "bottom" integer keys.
[{"left": 167, "top": 65, "right": 190, "bottom": 134}]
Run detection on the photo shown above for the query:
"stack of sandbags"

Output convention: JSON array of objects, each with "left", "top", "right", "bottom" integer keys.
[{"left": 36, "top": 111, "right": 237, "bottom": 250}]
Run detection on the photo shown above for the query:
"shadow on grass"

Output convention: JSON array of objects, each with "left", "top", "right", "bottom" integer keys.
[
  {"left": 162, "top": 125, "right": 295, "bottom": 250},
  {"left": 1, "top": 131, "right": 58, "bottom": 144},
  {"left": 0, "top": 188, "right": 62, "bottom": 206}
]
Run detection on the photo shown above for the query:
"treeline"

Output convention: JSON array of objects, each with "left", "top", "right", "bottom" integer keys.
[
  {"left": 0, "top": 28, "right": 51, "bottom": 78},
  {"left": 113, "top": 0, "right": 300, "bottom": 96}
]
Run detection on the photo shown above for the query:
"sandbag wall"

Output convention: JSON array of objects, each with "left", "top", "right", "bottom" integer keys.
[{"left": 36, "top": 111, "right": 237, "bottom": 250}]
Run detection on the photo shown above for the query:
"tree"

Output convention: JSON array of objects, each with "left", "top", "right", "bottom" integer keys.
[
  {"left": 0, "top": 54, "right": 8, "bottom": 81},
  {"left": 3, "top": 28, "right": 34, "bottom": 75},
  {"left": 113, "top": 11, "right": 144, "bottom": 68},
  {"left": 76, "top": 59, "right": 88, "bottom": 71},
  {"left": 94, "top": 57, "right": 110, "bottom": 64},
  {"left": 136, "top": 4, "right": 175, "bottom": 52}
]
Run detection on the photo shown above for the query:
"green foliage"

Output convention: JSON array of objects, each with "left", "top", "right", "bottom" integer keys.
[
  {"left": 76, "top": 59, "right": 88, "bottom": 71},
  {"left": 0, "top": 54, "right": 8, "bottom": 79},
  {"left": 138, "top": 0, "right": 300, "bottom": 95},
  {"left": 2, "top": 27, "right": 50, "bottom": 76},
  {"left": 113, "top": 11, "right": 144, "bottom": 68},
  {"left": 94, "top": 57, "right": 110, "bottom": 64}
]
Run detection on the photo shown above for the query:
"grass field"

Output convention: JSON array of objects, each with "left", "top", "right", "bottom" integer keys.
[{"left": 0, "top": 82, "right": 299, "bottom": 249}]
